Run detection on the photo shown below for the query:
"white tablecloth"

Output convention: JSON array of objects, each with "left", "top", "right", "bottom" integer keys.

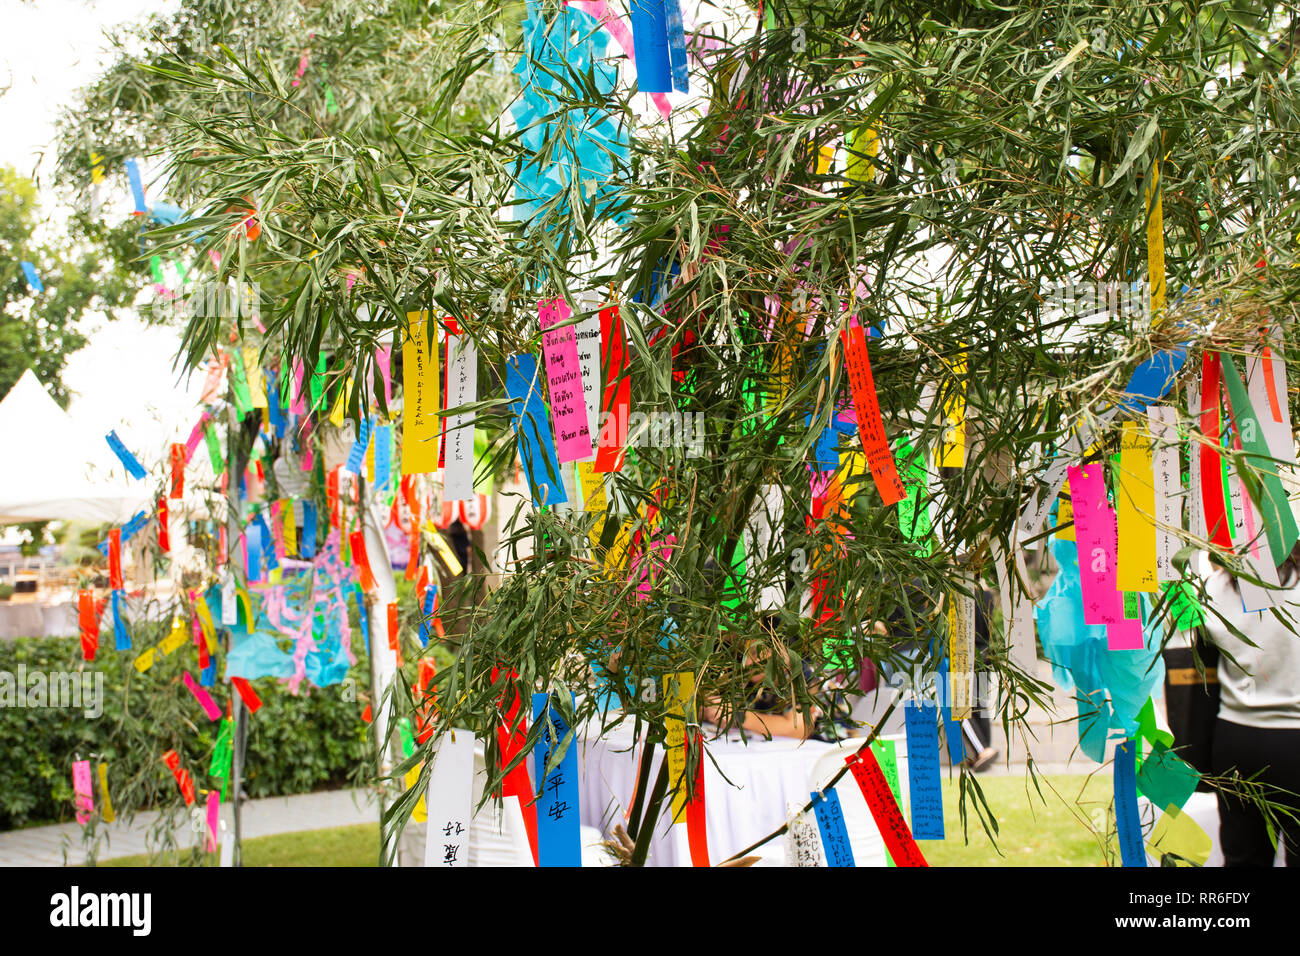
[{"left": 577, "top": 722, "right": 898, "bottom": 866}]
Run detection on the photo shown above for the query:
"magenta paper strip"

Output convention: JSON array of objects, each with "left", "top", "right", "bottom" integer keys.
[
  {"left": 539, "top": 299, "right": 595, "bottom": 463},
  {"left": 73, "top": 759, "right": 94, "bottom": 824},
  {"left": 1068, "top": 463, "right": 1143, "bottom": 649},
  {"left": 206, "top": 790, "right": 220, "bottom": 852},
  {"left": 183, "top": 671, "right": 223, "bottom": 721}
]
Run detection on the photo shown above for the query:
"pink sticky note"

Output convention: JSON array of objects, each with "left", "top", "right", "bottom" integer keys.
[
  {"left": 205, "top": 790, "right": 220, "bottom": 852},
  {"left": 72, "top": 760, "right": 94, "bottom": 824},
  {"left": 539, "top": 299, "right": 595, "bottom": 463},
  {"left": 183, "top": 671, "right": 223, "bottom": 721},
  {"left": 375, "top": 345, "right": 393, "bottom": 407}
]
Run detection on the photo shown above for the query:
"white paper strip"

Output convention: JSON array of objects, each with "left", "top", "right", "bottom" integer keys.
[
  {"left": 992, "top": 538, "right": 1036, "bottom": 674},
  {"left": 743, "top": 484, "right": 786, "bottom": 611},
  {"left": 443, "top": 331, "right": 478, "bottom": 501},
  {"left": 574, "top": 308, "right": 602, "bottom": 462},
  {"left": 1187, "top": 379, "right": 1206, "bottom": 541},
  {"left": 424, "top": 730, "right": 476, "bottom": 868},
  {"left": 1147, "top": 405, "right": 1182, "bottom": 581},
  {"left": 1016, "top": 407, "right": 1118, "bottom": 548}
]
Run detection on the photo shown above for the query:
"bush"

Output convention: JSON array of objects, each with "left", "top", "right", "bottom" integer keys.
[{"left": 0, "top": 632, "right": 373, "bottom": 830}]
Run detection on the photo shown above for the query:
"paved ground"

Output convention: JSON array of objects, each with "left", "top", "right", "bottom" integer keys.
[{"left": 0, "top": 788, "right": 379, "bottom": 867}]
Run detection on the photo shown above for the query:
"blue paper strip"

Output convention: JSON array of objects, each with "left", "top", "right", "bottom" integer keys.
[
  {"left": 629, "top": 0, "right": 672, "bottom": 93},
  {"left": 374, "top": 424, "right": 392, "bottom": 491},
  {"left": 301, "top": 502, "right": 317, "bottom": 559},
  {"left": 903, "top": 700, "right": 946, "bottom": 839},
  {"left": 352, "top": 583, "right": 370, "bottom": 654},
  {"left": 125, "top": 158, "right": 147, "bottom": 213},
  {"left": 95, "top": 509, "right": 150, "bottom": 555},
  {"left": 936, "top": 656, "right": 965, "bottom": 765},
  {"left": 1114, "top": 738, "right": 1146, "bottom": 867},
  {"left": 111, "top": 589, "right": 130, "bottom": 651},
  {"left": 811, "top": 789, "right": 855, "bottom": 866},
  {"left": 1120, "top": 346, "right": 1187, "bottom": 412},
  {"left": 664, "top": 0, "right": 689, "bottom": 93},
  {"left": 19, "top": 261, "right": 43, "bottom": 293},
  {"left": 417, "top": 584, "right": 437, "bottom": 647},
  {"left": 344, "top": 418, "right": 371, "bottom": 476},
  {"left": 246, "top": 522, "right": 263, "bottom": 583},
  {"left": 105, "top": 430, "right": 148, "bottom": 480},
  {"left": 531, "top": 691, "right": 582, "bottom": 867},
  {"left": 504, "top": 353, "right": 567, "bottom": 508},
  {"left": 200, "top": 658, "right": 216, "bottom": 687},
  {"left": 808, "top": 412, "right": 840, "bottom": 472},
  {"left": 267, "top": 370, "right": 286, "bottom": 438},
  {"left": 255, "top": 513, "right": 278, "bottom": 570}
]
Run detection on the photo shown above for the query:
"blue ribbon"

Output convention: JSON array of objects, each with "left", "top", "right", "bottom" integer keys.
[
  {"left": 19, "top": 261, "right": 43, "bottom": 293},
  {"left": 105, "top": 430, "right": 147, "bottom": 480}
]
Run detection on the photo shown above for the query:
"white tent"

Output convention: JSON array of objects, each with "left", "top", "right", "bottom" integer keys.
[{"left": 0, "top": 369, "right": 151, "bottom": 525}]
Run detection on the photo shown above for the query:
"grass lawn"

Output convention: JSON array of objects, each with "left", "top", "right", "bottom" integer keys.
[{"left": 98, "top": 774, "right": 1115, "bottom": 866}]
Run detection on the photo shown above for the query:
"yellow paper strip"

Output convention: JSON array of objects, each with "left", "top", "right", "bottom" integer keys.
[
  {"left": 1117, "top": 420, "right": 1158, "bottom": 592},
  {"left": 160, "top": 616, "right": 189, "bottom": 655},
  {"left": 1146, "top": 154, "right": 1166, "bottom": 324},
  {"left": 244, "top": 347, "right": 268, "bottom": 409},
  {"left": 97, "top": 762, "right": 115, "bottom": 823},
  {"left": 937, "top": 359, "right": 966, "bottom": 468},
  {"left": 134, "top": 648, "right": 156, "bottom": 673},
  {"left": 1056, "top": 479, "right": 1076, "bottom": 541},
  {"left": 948, "top": 590, "right": 974, "bottom": 719},
  {"left": 1147, "top": 805, "right": 1211, "bottom": 866},
  {"left": 427, "top": 525, "right": 465, "bottom": 577},
  {"left": 283, "top": 498, "right": 297, "bottom": 555},
  {"left": 663, "top": 671, "right": 696, "bottom": 823},
  {"left": 401, "top": 311, "right": 440, "bottom": 474},
  {"left": 195, "top": 599, "right": 216, "bottom": 649}
]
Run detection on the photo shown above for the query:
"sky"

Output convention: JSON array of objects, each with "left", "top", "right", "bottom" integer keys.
[{"left": 2, "top": 0, "right": 199, "bottom": 461}]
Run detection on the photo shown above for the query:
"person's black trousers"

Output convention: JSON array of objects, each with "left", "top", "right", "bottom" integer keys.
[{"left": 1211, "top": 717, "right": 1300, "bottom": 867}]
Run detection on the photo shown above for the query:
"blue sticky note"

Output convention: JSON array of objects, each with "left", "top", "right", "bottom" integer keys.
[
  {"left": 255, "top": 513, "right": 278, "bottom": 570},
  {"left": 105, "top": 430, "right": 148, "bottom": 480},
  {"left": 504, "top": 354, "right": 567, "bottom": 508},
  {"left": 629, "top": 0, "right": 672, "bottom": 93},
  {"left": 417, "top": 584, "right": 437, "bottom": 647},
  {"left": 904, "top": 700, "right": 945, "bottom": 839},
  {"left": 374, "top": 424, "right": 392, "bottom": 491},
  {"left": 936, "top": 656, "right": 965, "bottom": 765},
  {"left": 125, "top": 158, "right": 147, "bottom": 213},
  {"left": 664, "top": 0, "right": 689, "bottom": 93},
  {"left": 111, "top": 589, "right": 130, "bottom": 651},
  {"left": 20, "top": 261, "right": 43, "bottom": 293},
  {"left": 811, "top": 789, "right": 855, "bottom": 866},
  {"left": 1114, "top": 739, "right": 1146, "bottom": 867},
  {"left": 246, "top": 522, "right": 263, "bottom": 582},
  {"left": 345, "top": 418, "right": 371, "bottom": 475},
  {"left": 301, "top": 502, "right": 317, "bottom": 559},
  {"left": 532, "top": 692, "right": 582, "bottom": 867}
]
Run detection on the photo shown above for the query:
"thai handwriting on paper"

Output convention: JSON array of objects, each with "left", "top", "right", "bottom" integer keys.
[{"left": 539, "top": 299, "right": 594, "bottom": 462}]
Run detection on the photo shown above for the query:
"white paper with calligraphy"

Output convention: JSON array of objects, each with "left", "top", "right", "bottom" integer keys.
[
  {"left": 424, "top": 729, "right": 476, "bottom": 867},
  {"left": 443, "top": 330, "right": 478, "bottom": 501},
  {"left": 783, "top": 805, "right": 825, "bottom": 867},
  {"left": 1147, "top": 405, "right": 1182, "bottom": 582}
]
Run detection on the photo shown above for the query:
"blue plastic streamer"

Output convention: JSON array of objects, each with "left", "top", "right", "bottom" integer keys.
[
  {"left": 301, "top": 502, "right": 317, "bottom": 559},
  {"left": 810, "top": 789, "right": 855, "bottom": 866},
  {"left": 374, "top": 424, "right": 392, "bottom": 491},
  {"left": 629, "top": 0, "right": 672, "bottom": 92},
  {"left": 225, "top": 565, "right": 352, "bottom": 687},
  {"left": 111, "top": 589, "right": 130, "bottom": 651},
  {"left": 19, "top": 261, "right": 43, "bottom": 293},
  {"left": 125, "top": 159, "right": 147, "bottom": 214},
  {"left": 903, "top": 700, "right": 945, "bottom": 839},
  {"left": 255, "top": 513, "right": 278, "bottom": 571},
  {"left": 417, "top": 584, "right": 437, "bottom": 647},
  {"left": 246, "top": 522, "right": 264, "bottom": 583},
  {"left": 1114, "top": 739, "right": 1147, "bottom": 867},
  {"left": 532, "top": 692, "right": 582, "bottom": 866},
  {"left": 664, "top": 0, "right": 689, "bottom": 93},
  {"left": 344, "top": 418, "right": 371, "bottom": 476},
  {"left": 105, "top": 431, "right": 148, "bottom": 480},
  {"left": 504, "top": 353, "right": 567, "bottom": 508}
]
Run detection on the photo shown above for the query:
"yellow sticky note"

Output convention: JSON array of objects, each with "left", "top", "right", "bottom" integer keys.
[
  {"left": 134, "top": 648, "right": 156, "bottom": 673},
  {"left": 160, "top": 617, "right": 189, "bottom": 655},
  {"left": 663, "top": 671, "right": 696, "bottom": 823},
  {"left": 401, "top": 311, "right": 440, "bottom": 475},
  {"left": 938, "top": 359, "right": 966, "bottom": 468},
  {"left": 1117, "top": 420, "right": 1158, "bottom": 592},
  {"left": 1146, "top": 153, "right": 1166, "bottom": 324},
  {"left": 1147, "top": 805, "right": 1211, "bottom": 866}
]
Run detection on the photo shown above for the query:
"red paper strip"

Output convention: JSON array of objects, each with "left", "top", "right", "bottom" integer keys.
[
  {"left": 78, "top": 589, "right": 98, "bottom": 661},
  {"left": 162, "top": 749, "right": 196, "bottom": 806},
  {"left": 840, "top": 324, "right": 906, "bottom": 505},
  {"left": 157, "top": 497, "right": 170, "bottom": 553},
  {"left": 230, "top": 676, "right": 262, "bottom": 714},
  {"left": 169, "top": 442, "right": 186, "bottom": 499},
  {"left": 846, "top": 749, "right": 928, "bottom": 867},
  {"left": 414, "top": 657, "right": 437, "bottom": 744},
  {"left": 595, "top": 304, "right": 630, "bottom": 473},
  {"left": 493, "top": 665, "right": 540, "bottom": 865},
  {"left": 405, "top": 508, "right": 421, "bottom": 582},
  {"left": 685, "top": 729, "right": 710, "bottom": 867},
  {"left": 1200, "top": 352, "right": 1233, "bottom": 548},
  {"left": 108, "top": 528, "right": 123, "bottom": 590},
  {"left": 327, "top": 468, "right": 341, "bottom": 528},
  {"left": 349, "top": 529, "right": 376, "bottom": 591},
  {"left": 1261, "top": 345, "right": 1284, "bottom": 424}
]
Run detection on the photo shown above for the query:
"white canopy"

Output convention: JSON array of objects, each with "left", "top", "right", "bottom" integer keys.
[{"left": 0, "top": 369, "right": 151, "bottom": 525}]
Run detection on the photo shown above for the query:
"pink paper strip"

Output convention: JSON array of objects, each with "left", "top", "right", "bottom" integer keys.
[
  {"left": 72, "top": 760, "right": 94, "bottom": 824},
  {"left": 539, "top": 299, "right": 595, "bottom": 462},
  {"left": 291, "top": 360, "right": 307, "bottom": 416},
  {"left": 183, "top": 671, "right": 223, "bottom": 721},
  {"left": 375, "top": 345, "right": 393, "bottom": 407},
  {"left": 205, "top": 790, "right": 220, "bottom": 852},
  {"left": 184, "top": 412, "right": 211, "bottom": 463},
  {"left": 1068, "top": 464, "right": 1143, "bottom": 650}
]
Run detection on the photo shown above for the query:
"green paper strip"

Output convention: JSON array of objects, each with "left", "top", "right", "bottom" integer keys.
[
  {"left": 896, "top": 437, "right": 932, "bottom": 556},
  {"left": 1219, "top": 353, "right": 1300, "bottom": 565},
  {"left": 228, "top": 348, "right": 254, "bottom": 416},
  {"left": 1162, "top": 580, "right": 1205, "bottom": 631},
  {"left": 204, "top": 422, "right": 225, "bottom": 476},
  {"left": 870, "top": 738, "right": 904, "bottom": 867}
]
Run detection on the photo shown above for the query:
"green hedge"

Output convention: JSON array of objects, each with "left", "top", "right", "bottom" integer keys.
[{"left": 0, "top": 633, "right": 372, "bottom": 830}]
